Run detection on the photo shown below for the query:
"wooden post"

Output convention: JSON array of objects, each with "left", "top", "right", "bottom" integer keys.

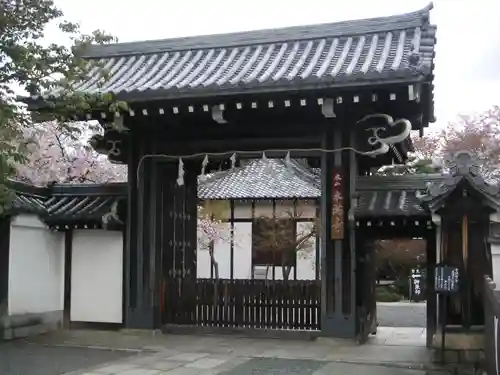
[
  {"left": 462, "top": 214, "right": 471, "bottom": 328},
  {"left": 320, "top": 124, "right": 356, "bottom": 339},
  {"left": 426, "top": 226, "right": 437, "bottom": 347}
]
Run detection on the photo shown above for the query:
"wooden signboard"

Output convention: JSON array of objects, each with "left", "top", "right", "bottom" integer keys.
[
  {"left": 331, "top": 169, "right": 344, "bottom": 239},
  {"left": 435, "top": 265, "right": 459, "bottom": 294},
  {"left": 410, "top": 268, "right": 426, "bottom": 302}
]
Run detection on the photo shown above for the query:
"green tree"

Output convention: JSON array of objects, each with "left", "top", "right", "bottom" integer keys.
[{"left": 0, "top": 0, "right": 122, "bottom": 215}]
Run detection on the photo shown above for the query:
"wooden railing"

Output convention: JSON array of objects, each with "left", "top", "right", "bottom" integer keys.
[
  {"left": 163, "top": 278, "right": 321, "bottom": 331},
  {"left": 483, "top": 277, "right": 500, "bottom": 374}
]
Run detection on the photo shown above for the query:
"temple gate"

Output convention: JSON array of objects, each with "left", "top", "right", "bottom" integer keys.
[{"left": 27, "top": 4, "right": 438, "bottom": 340}]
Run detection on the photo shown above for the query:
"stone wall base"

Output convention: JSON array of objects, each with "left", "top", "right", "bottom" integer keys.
[
  {"left": 432, "top": 348, "right": 484, "bottom": 364},
  {"left": 433, "top": 330, "right": 484, "bottom": 350},
  {"left": 0, "top": 310, "right": 62, "bottom": 340},
  {"left": 431, "top": 330, "right": 485, "bottom": 373}
]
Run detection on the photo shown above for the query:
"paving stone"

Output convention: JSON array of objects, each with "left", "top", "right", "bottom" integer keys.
[
  {"left": 98, "top": 363, "right": 139, "bottom": 374},
  {"left": 157, "top": 367, "right": 202, "bottom": 375},
  {"left": 144, "top": 360, "right": 184, "bottom": 371},
  {"left": 218, "top": 357, "right": 325, "bottom": 375},
  {"left": 325, "top": 344, "right": 431, "bottom": 364},
  {"left": 377, "top": 302, "right": 427, "bottom": 328},
  {"left": 313, "top": 362, "right": 431, "bottom": 375},
  {"left": 127, "top": 355, "right": 169, "bottom": 366},
  {"left": 185, "top": 358, "right": 228, "bottom": 369},
  {"left": 115, "top": 369, "right": 160, "bottom": 375},
  {"left": 0, "top": 342, "right": 135, "bottom": 375},
  {"left": 167, "top": 352, "right": 209, "bottom": 362}
]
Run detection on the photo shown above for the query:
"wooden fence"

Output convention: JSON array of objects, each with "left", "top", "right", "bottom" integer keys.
[
  {"left": 163, "top": 278, "right": 321, "bottom": 331},
  {"left": 483, "top": 277, "right": 500, "bottom": 375}
]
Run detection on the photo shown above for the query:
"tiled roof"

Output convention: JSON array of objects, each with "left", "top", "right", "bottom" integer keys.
[
  {"left": 69, "top": 4, "right": 436, "bottom": 101},
  {"left": 9, "top": 182, "right": 126, "bottom": 225},
  {"left": 9, "top": 159, "right": 447, "bottom": 220},
  {"left": 198, "top": 158, "right": 444, "bottom": 217},
  {"left": 418, "top": 151, "right": 500, "bottom": 212},
  {"left": 44, "top": 184, "right": 125, "bottom": 224},
  {"left": 356, "top": 175, "right": 443, "bottom": 217},
  {"left": 9, "top": 182, "right": 48, "bottom": 216},
  {"left": 198, "top": 159, "right": 320, "bottom": 199}
]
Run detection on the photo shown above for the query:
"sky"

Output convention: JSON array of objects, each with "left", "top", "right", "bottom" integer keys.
[{"left": 48, "top": 0, "right": 500, "bottom": 132}]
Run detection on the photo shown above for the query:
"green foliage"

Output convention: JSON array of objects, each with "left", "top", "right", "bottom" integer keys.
[
  {"left": 375, "top": 239, "right": 426, "bottom": 281},
  {"left": 393, "top": 277, "right": 411, "bottom": 299},
  {"left": 0, "top": 0, "right": 120, "bottom": 214},
  {"left": 375, "top": 285, "right": 404, "bottom": 302}
]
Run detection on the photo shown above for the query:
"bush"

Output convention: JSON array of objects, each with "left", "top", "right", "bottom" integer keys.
[
  {"left": 394, "top": 277, "right": 411, "bottom": 299},
  {"left": 376, "top": 286, "right": 404, "bottom": 302}
]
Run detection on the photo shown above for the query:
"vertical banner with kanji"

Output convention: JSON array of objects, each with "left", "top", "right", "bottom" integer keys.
[{"left": 331, "top": 169, "right": 344, "bottom": 239}]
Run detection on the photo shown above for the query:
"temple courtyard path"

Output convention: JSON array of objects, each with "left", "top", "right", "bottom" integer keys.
[
  {"left": 377, "top": 301, "right": 426, "bottom": 327},
  {"left": 2, "top": 327, "right": 450, "bottom": 375}
]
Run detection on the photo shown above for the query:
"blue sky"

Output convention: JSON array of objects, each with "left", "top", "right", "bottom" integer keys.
[{"left": 49, "top": 0, "right": 500, "bottom": 132}]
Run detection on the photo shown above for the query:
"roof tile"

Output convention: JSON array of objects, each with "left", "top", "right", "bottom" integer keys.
[
  {"left": 67, "top": 5, "right": 436, "bottom": 100},
  {"left": 198, "top": 159, "right": 320, "bottom": 199},
  {"left": 9, "top": 157, "right": 446, "bottom": 220},
  {"left": 198, "top": 158, "right": 442, "bottom": 217}
]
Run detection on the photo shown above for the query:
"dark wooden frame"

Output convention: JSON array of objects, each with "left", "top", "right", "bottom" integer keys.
[
  {"left": 0, "top": 217, "right": 10, "bottom": 319},
  {"left": 354, "top": 214, "right": 436, "bottom": 345},
  {"left": 483, "top": 277, "right": 500, "bottom": 375}
]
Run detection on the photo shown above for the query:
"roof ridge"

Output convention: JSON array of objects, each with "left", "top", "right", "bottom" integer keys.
[
  {"left": 83, "top": 3, "right": 433, "bottom": 58},
  {"left": 284, "top": 160, "right": 321, "bottom": 189},
  {"left": 199, "top": 158, "right": 267, "bottom": 185},
  {"left": 7, "top": 179, "right": 51, "bottom": 198}
]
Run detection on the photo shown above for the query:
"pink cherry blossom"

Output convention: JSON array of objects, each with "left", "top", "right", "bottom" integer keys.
[
  {"left": 15, "top": 121, "right": 127, "bottom": 185},
  {"left": 14, "top": 121, "right": 224, "bottom": 258}
]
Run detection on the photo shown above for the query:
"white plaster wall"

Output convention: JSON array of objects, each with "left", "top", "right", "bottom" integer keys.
[
  {"left": 197, "top": 200, "right": 317, "bottom": 280},
  {"left": 70, "top": 230, "right": 123, "bottom": 323},
  {"left": 490, "top": 213, "right": 500, "bottom": 282},
  {"left": 491, "top": 244, "right": 500, "bottom": 282},
  {"left": 8, "top": 214, "right": 64, "bottom": 315},
  {"left": 233, "top": 222, "right": 253, "bottom": 279},
  {"left": 296, "top": 221, "right": 317, "bottom": 280}
]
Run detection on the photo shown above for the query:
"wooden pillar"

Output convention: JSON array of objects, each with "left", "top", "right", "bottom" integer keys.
[
  {"left": 0, "top": 218, "right": 10, "bottom": 316},
  {"left": 320, "top": 124, "right": 356, "bottom": 338},
  {"left": 426, "top": 226, "right": 437, "bottom": 347},
  {"left": 124, "top": 131, "right": 197, "bottom": 329}
]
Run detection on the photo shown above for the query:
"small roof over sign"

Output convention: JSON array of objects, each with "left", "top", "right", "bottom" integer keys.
[{"left": 418, "top": 151, "right": 500, "bottom": 212}]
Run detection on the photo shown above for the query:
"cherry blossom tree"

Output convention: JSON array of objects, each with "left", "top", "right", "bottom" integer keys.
[
  {"left": 197, "top": 205, "right": 228, "bottom": 281},
  {"left": 15, "top": 121, "right": 127, "bottom": 185},
  {"left": 428, "top": 105, "right": 500, "bottom": 179},
  {"left": 252, "top": 206, "right": 317, "bottom": 281},
  {"left": 0, "top": 0, "right": 121, "bottom": 213},
  {"left": 380, "top": 105, "right": 500, "bottom": 177}
]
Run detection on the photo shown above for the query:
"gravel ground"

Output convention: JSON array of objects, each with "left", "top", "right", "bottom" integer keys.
[
  {"left": 0, "top": 339, "right": 135, "bottom": 375},
  {"left": 377, "top": 302, "right": 426, "bottom": 327}
]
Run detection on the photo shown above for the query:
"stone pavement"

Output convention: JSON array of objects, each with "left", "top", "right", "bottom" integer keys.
[
  {"left": 0, "top": 339, "right": 135, "bottom": 375},
  {"left": 377, "top": 302, "right": 427, "bottom": 328},
  {"left": 21, "top": 327, "right": 449, "bottom": 375}
]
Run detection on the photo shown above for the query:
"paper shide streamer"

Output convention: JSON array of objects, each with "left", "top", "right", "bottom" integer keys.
[
  {"left": 177, "top": 157, "right": 185, "bottom": 186},
  {"left": 199, "top": 154, "right": 209, "bottom": 181}
]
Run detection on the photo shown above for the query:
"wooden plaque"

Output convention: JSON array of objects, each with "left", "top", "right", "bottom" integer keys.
[{"left": 331, "top": 169, "right": 344, "bottom": 239}]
